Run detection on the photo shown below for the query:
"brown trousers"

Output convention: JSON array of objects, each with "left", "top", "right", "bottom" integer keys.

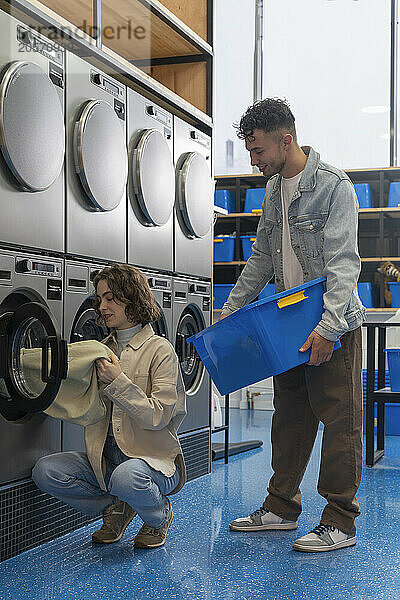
[{"left": 263, "top": 327, "right": 362, "bottom": 535}]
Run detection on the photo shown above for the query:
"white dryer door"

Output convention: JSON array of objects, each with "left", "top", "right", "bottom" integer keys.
[
  {"left": 177, "top": 152, "right": 214, "bottom": 238},
  {"left": 74, "top": 100, "right": 128, "bottom": 211},
  {"left": 132, "top": 129, "right": 175, "bottom": 226},
  {"left": 0, "top": 61, "right": 65, "bottom": 191}
]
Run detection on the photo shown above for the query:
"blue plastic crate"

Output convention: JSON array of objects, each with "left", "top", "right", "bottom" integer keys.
[
  {"left": 244, "top": 188, "right": 265, "bottom": 213},
  {"left": 388, "top": 182, "right": 400, "bottom": 207},
  {"left": 188, "top": 276, "right": 341, "bottom": 396},
  {"left": 213, "top": 284, "right": 234, "bottom": 309},
  {"left": 384, "top": 349, "right": 400, "bottom": 392},
  {"left": 357, "top": 282, "right": 374, "bottom": 308},
  {"left": 354, "top": 183, "right": 374, "bottom": 208},
  {"left": 214, "top": 190, "right": 236, "bottom": 213},
  {"left": 258, "top": 284, "right": 275, "bottom": 300},
  {"left": 240, "top": 235, "right": 257, "bottom": 261},
  {"left": 388, "top": 282, "right": 400, "bottom": 308},
  {"left": 362, "top": 401, "right": 400, "bottom": 435},
  {"left": 214, "top": 235, "right": 235, "bottom": 262}
]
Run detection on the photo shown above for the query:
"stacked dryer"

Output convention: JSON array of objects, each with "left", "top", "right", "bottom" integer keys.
[
  {"left": 65, "top": 52, "right": 128, "bottom": 263},
  {"left": 0, "top": 11, "right": 65, "bottom": 253}
]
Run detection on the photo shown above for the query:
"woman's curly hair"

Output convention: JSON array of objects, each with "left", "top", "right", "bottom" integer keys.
[
  {"left": 236, "top": 98, "right": 296, "bottom": 141},
  {"left": 92, "top": 263, "right": 161, "bottom": 326}
]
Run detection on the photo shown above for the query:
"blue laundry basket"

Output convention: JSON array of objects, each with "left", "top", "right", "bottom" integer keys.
[
  {"left": 354, "top": 183, "right": 374, "bottom": 208},
  {"left": 388, "top": 182, "right": 400, "bottom": 207},
  {"left": 214, "top": 235, "right": 235, "bottom": 262},
  {"left": 188, "top": 276, "right": 341, "bottom": 395},
  {"left": 244, "top": 188, "right": 265, "bottom": 213},
  {"left": 357, "top": 282, "right": 374, "bottom": 308},
  {"left": 214, "top": 190, "right": 236, "bottom": 213},
  {"left": 258, "top": 284, "right": 275, "bottom": 300},
  {"left": 213, "top": 284, "right": 234, "bottom": 309}
]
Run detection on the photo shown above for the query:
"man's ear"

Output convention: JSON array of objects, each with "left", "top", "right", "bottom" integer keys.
[{"left": 282, "top": 133, "right": 293, "bottom": 148}]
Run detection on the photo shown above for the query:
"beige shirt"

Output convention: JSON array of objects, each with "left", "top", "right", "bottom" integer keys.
[
  {"left": 84, "top": 324, "right": 187, "bottom": 494},
  {"left": 281, "top": 170, "right": 304, "bottom": 289}
]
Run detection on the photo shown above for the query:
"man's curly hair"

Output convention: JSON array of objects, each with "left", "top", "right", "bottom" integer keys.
[
  {"left": 93, "top": 263, "right": 160, "bottom": 326},
  {"left": 236, "top": 98, "right": 296, "bottom": 141}
]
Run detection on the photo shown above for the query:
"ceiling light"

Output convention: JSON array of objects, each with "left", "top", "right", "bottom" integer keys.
[{"left": 361, "top": 106, "right": 390, "bottom": 114}]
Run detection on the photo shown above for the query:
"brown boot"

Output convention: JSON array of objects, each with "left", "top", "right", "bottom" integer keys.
[
  {"left": 134, "top": 499, "right": 173, "bottom": 549},
  {"left": 92, "top": 500, "right": 136, "bottom": 544}
]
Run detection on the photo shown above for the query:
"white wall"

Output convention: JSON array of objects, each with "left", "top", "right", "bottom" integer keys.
[
  {"left": 263, "top": 0, "right": 391, "bottom": 169},
  {"left": 214, "top": 0, "right": 255, "bottom": 175}
]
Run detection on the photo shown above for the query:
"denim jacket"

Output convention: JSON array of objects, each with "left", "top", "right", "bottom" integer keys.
[{"left": 222, "top": 146, "right": 366, "bottom": 342}]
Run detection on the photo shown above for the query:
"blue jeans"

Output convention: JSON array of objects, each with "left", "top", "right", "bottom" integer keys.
[{"left": 32, "top": 437, "right": 180, "bottom": 529}]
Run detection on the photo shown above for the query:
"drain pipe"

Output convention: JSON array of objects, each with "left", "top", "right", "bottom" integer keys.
[
  {"left": 254, "top": 0, "right": 264, "bottom": 103},
  {"left": 252, "top": 0, "right": 264, "bottom": 173}
]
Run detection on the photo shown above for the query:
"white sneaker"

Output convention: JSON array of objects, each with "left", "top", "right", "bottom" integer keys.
[
  {"left": 293, "top": 524, "right": 357, "bottom": 552},
  {"left": 229, "top": 507, "right": 298, "bottom": 532}
]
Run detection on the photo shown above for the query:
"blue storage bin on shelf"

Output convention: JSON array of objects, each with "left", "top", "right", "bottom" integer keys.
[
  {"left": 258, "top": 284, "right": 275, "bottom": 300},
  {"left": 244, "top": 188, "right": 265, "bottom": 213},
  {"left": 388, "top": 282, "right": 400, "bottom": 307},
  {"left": 187, "top": 276, "right": 341, "bottom": 396},
  {"left": 214, "top": 190, "right": 236, "bottom": 213},
  {"left": 214, "top": 235, "right": 235, "bottom": 262},
  {"left": 354, "top": 183, "right": 374, "bottom": 208},
  {"left": 240, "top": 235, "right": 256, "bottom": 261},
  {"left": 384, "top": 349, "right": 400, "bottom": 392},
  {"left": 357, "top": 282, "right": 374, "bottom": 308},
  {"left": 388, "top": 182, "right": 400, "bottom": 207},
  {"left": 213, "top": 284, "right": 234, "bottom": 309}
]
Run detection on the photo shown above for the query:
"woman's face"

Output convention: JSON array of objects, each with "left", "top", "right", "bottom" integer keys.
[{"left": 96, "top": 279, "right": 133, "bottom": 330}]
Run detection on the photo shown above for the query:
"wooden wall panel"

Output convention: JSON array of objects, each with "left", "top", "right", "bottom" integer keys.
[
  {"left": 151, "top": 62, "right": 207, "bottom": 113},
  {"left": 160, "top": 0, "right": 208, "bottom": 41}
]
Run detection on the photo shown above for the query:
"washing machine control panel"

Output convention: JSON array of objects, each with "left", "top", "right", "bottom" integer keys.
[
  {"left": 145, "top": 103, "right": 172, "bottom": 135},
  {"left": 189, "top": 283, "right": 210, "bottom": 295},
  {"left": 15, "top": 258, "right": 61, "bottom": 278},
  {"left": 148, "top": 277, "right": 172, "bottom": 291},
  {"left": 90, "top": 70, "right": 124, "bottom": 99},
  {"left": 17, "top": 26, "right": 64, "bottom": 66},
  {"left": 189, "top": 129, "right": 211, "bottom": 152}
]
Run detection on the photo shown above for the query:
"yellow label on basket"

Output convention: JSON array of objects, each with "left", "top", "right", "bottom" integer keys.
[
  {"left": 251, "top": 209, "right": 262, "bottom": 214},
  {"left": 277, "top": 291, "right": 308, "bottom": 309},
  {"left": 214, "top": 238, "right": 223, "bottom": 242},
  {"left": 250, "top": 238, "right": 256, "bottom": 242}
]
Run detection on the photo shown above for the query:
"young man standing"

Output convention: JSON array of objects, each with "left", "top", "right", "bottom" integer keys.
[{"left": 223, "top": 98, "right": 365, "bottom": 552}]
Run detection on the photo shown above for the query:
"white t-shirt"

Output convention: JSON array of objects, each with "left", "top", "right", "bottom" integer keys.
[{"left": 281, "top": 171, "right": 304, "bottom": 290}]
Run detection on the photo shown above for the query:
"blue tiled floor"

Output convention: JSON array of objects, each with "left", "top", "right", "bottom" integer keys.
[{"left": 2, "top": 409, "right": 400, "bottom": 600}]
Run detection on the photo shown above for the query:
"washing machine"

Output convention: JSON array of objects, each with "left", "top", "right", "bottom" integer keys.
[
  {"left": 0, "top": 10, "right": 65, "bottom": 252},
  {"left": 0, "top": 248, "right": 68, "bottom": 486},
  {"left": 173, "top": 276, "right": 211, "bottom": 433},
  {"left": 127, "top": 91, "right": 175, "bottom": 272},
  {"left": 173, "top": 117, "right": 214, "bottom": 278},
  {"left": 65, "top": 52, "right": 128, "bottom": 262}
]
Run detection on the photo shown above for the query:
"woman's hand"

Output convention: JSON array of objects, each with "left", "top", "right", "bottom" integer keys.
[{"left": 96, "top": 354, "right": 122, "bottom": 385}]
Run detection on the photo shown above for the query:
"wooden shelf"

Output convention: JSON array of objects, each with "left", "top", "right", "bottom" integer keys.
[
  {"left": 366, "top": 308, "right": 397, "bottom": 312},
  {"left": 218, "top": 212, "right": 261, "bottom": 218},
  {"left": 214, "top": 261, "right": 246, "bottom": 266},
  {"left": 28, "top": 0, "right": 212, "bottom": 115},
  {"left": 361, "top": 257, "right": 400, "bottom": 263}
]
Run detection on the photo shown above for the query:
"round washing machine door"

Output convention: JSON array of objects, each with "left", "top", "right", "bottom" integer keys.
[
  {"left": 152, "top": 303, "right": 168, "bottom": 339},
  {"left": 175, "top": 306, "right": 205, "bottom": 394},
  {"left": 70, "top": 297, "right": 109, "bottom": 343},
  {"left": 0, "top": 61, "right": 65, "bottom": 191},
  {"left": 74, "top": 100, "right": 128, "bottom": 211},
  {"left": 176, "top": 152, "right": 214, "bottom": 239},
  {"left": 131, "top": 128, "right": 175, "bottom": 226},
  {"left": 0, "top": 302, "right": 68, "bottom": 421}
]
